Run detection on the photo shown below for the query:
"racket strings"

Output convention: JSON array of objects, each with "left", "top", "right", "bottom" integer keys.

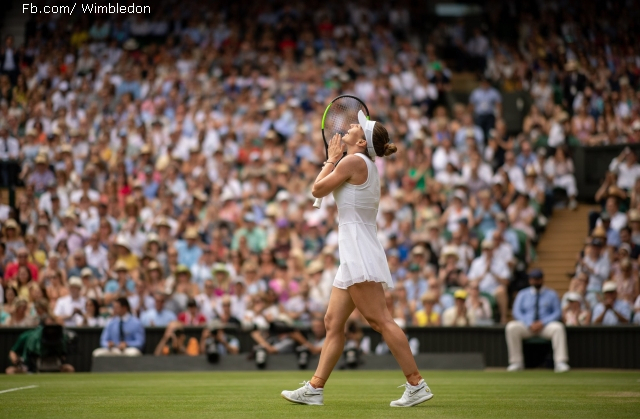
[{"left": 324, "top": 99, "right": 367, "bottom": 137}]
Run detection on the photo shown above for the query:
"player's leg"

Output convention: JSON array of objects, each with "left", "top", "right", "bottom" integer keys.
[
  {"left": 281, "top": 287, "right": 354, "bottom": 405},
  {"left": 311, "top": 287, "right": 355, "bottom": 387},
  {"left": 348, "top": 281, "right": 433, "bottom": 407},
  {"left": 348, "top": 281, "right": 419, "bottom": 380}
]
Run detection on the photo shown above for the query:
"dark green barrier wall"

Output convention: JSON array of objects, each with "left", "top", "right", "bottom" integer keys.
[
  {"left": 573, "top": 144, "right": 640, "bottom": 202},
  {"left": 1, "top": 326, "right": 638, "bottom": 372}
]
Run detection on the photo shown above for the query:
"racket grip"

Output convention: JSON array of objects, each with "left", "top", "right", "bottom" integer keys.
[{"left": 313, "top": 197, "right": 322, "bottom": 209}]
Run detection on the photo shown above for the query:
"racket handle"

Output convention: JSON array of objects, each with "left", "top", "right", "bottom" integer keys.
[{"left": 313, "top": 197, "right": 322, "bottom": 209}]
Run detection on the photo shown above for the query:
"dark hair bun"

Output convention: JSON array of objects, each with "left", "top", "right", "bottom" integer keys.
[{"left": 383, "top": 142, "right": 397, "bottom": 156}]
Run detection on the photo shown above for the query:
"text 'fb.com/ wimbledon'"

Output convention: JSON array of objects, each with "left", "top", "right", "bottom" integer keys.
[{"left": 23, "top": 3, "right": 151, "bottom": 15}]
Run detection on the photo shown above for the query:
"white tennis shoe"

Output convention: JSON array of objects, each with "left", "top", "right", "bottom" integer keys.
[
  {"left": 281, "top": 381, "right": 324, "bottom": 406},
  {"left": 390, "top": 379, "right": 434, "bottom": 407}
]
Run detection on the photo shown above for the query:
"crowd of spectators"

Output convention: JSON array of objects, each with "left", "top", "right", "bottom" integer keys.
[{"left": 0, "top": 0, "right": 639, "bottom": 358}]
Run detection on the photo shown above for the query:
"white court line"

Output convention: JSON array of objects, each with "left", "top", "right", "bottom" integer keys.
[{"left": 0, "top": 385, "right": 38, "bottom": 395}]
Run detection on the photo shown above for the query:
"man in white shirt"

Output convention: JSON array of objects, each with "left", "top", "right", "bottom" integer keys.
[
  {"left": 432, "top": 138, "right": 460, "bottom": 174},
  {"left": 69, "top": 176, "right": 100, "bottom": 204},
  {"left": 608, "top": 148, "right": 640, "bottom": 190},
  {"left": 54, "top": 277, "right": 87, "bottom": 327},
  {"left": 490, "top": 230, "right": 516, "bottom": 271},
  {"left": 85, "top": 232, "right": 109, "bottom": 275},
  {"left": 190, "top": 247, "right": 215, "bottom": 291},
  {"left": 467, "top": 239, "right": 510, "bottom": 324},
  {"left": 596, "top": 196, "right": 627, "bottom": 232}
]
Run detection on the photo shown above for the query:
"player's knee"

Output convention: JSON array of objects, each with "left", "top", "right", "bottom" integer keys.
[
  {"left": 324, "top": 314, "right": 342, "bottom": 336},
  {"left": 364, "top": 316, "right": 389, "bottom": 334}
]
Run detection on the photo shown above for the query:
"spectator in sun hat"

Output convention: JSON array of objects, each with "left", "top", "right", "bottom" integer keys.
[
  {"left": 114, "top": 235, "right": 139, "bottom": 271},
  {"left": 413, "top": 291, "right": 441, "bottom": 327},
  {"left": 442, "top": 289, "right": 474, "bottom": 326},
  {"left": 591, "top": 281, "right": 631, "bottom": 325},
  {"left": 79, "top": 265, "right": 103, "bottom": 302},
  {"left": 562, "top": 292, "right": 591, "bottom": 326},
  {"left": 54, "top": 276, "right": 87, "bottom": 327},
  {"left": 104, "top": 261, "right": 136, "bottom": 305},
  {"left": 577, "top": 237, "right": 611, "bottom": 308},
  {"left": 27, "top": 154, "right": 55, "bottom": 195},
  {"left": 438, "top": 245, "right": 465, "bottom": 289},
  {"left": 171, "top": 264, "right": 200, "bottom": 310},
  {"left": 212, "top": 262, "right": 234, "bottom": 297},
  {"left": 53, "top": 210, "right": 87, "bottom": 254},
  {"left": 610, "top": 244, "right": 638, "bottom": 305}
]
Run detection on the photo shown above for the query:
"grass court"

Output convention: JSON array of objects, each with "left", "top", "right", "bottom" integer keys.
[{"left": 1, "top": 370, "right": 639, "bottom": 418}]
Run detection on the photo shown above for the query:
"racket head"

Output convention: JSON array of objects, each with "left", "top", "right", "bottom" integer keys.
[{"left": 321, "top": 95, "right": 370, "bottom": 159}]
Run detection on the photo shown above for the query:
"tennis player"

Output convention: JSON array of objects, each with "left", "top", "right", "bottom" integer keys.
[{"left": 281, "top": 111, "right": 433, "bottom": 407}]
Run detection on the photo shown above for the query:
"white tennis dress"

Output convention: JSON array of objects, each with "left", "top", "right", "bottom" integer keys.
[{"left": 332, "top": 153, "right": 394, "bottom": 290}]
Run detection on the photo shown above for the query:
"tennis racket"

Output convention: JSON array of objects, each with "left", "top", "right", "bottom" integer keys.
[{"left": 313, "top": 95, "right": 370, "bottom": 209}]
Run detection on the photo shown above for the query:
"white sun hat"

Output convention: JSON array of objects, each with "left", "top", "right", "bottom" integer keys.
[{"left": 357, "top": 110, "right": 376, "bottom": 161}]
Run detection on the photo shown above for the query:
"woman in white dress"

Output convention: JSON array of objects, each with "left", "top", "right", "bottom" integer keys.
[{"left": 281, "top": 112, "right": 433, "bottom": 407}]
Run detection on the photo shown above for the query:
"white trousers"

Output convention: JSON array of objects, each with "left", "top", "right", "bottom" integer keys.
[
  {"left": 553, "top": 175, "right": 577, "bottom": 197},
  {"left": 92, "top": 347, "right": 142, "bottom": 357},
  {"left": 505, "top": 320, "right": 568, "bottom": 365}
]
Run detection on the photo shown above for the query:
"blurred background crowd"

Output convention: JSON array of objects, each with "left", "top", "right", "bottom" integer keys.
[{"left": 0, "top": 0, "right": 639, "bottom": 345}]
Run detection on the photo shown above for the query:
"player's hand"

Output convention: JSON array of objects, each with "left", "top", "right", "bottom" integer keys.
[
  {"left": 327, "top": 133, "right": 345, "bottom": 162},
  {"left": 118, "top": 341, "right": 127, "bottom": 351},
  {"left": 107, "top": 341, "right": 115, "bottom": 349}
]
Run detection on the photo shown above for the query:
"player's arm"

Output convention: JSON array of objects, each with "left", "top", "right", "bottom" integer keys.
[
  {"left": 312, "top": 154, "right": 361, "bottom": 198},
  {"left": 312, "top": 134, "right": 354, "bottom": 198}
]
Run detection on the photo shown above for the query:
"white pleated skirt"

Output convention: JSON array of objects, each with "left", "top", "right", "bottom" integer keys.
[{"left": 332, "top": 222, "right": 394, "bottom": 290}]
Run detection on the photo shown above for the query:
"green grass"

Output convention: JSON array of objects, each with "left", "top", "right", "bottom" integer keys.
[{"left": 1, "top": 370, "right": 639, "bottom": 418}]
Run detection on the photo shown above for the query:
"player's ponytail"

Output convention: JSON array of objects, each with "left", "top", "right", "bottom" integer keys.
[{"left": 372, "top": 123, "right": 397, "bottom": 157}]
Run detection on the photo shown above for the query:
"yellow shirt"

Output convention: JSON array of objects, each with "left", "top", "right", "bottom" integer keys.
[
  {"left": 29, "top": 250, "right": 47, "bottom": 268},
  {"left": 117, "top": 253, "right": 139, "bottom": 271},
  {"left": 414, "top": 310, "right": 440, "bottom": 326}
]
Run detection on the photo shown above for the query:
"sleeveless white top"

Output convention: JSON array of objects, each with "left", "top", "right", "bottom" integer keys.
[{"left": 332, "top": 153, "right": 394, "bottom": 290}]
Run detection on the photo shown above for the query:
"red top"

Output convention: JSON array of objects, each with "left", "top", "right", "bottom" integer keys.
[
  {"left": 178, "top": 311, "right": 207, "bottom": 326},
  {"left": 4, "top": 262, "right": 39, "bottom": 283}
]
